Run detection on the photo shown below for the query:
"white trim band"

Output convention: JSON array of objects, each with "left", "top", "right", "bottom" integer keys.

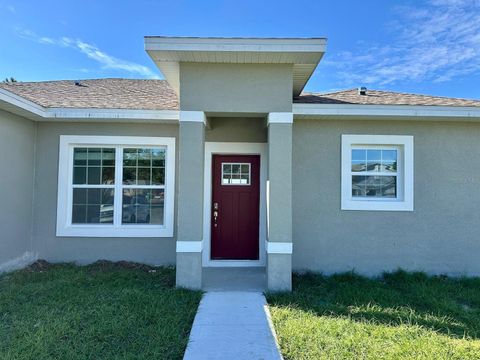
[
  {"left": 267, "top": 242, "right": 293, "bottom": 254},
  {"left": 179, "top": 110, "right": 206, "bottom": 124},
  {"left": 176, "top": 241, "right": 203, "bottom": 253},
  {"left": 267, "top": 112, "right": 293, "bottom": 125},
  {"left": 293, "top": 103, "right": 480, "bottom": 120}
]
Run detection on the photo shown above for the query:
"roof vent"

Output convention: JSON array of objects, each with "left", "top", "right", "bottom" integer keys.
[
  {"left": 358, "top": 87, "right": 367, "bottom": 95},
  {"left": 74, "top": 81, "right": 81, "bottom": 86}
]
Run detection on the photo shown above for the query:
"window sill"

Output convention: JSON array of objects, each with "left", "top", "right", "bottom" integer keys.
[
  {"left": 56, "top": 225, "right": 173, "bottom": 238},
  {"left": 341, "top": 199, "right": 414, "bottom": 212}
]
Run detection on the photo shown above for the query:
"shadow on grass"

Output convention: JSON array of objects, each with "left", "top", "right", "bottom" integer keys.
[{"left": 267, "top": 270, "right": 480, "bottom": 339}]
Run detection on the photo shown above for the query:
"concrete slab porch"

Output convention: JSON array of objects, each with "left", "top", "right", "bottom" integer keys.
[{"left": 202, "top": 267, "right": 266, "bottom": 292}]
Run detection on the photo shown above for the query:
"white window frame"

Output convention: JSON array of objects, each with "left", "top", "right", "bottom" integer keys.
[
  {"left": 341, "top": 134, "right": 414, "bottom": 211},
  {"left": 56, "top": 135, "right": 175, "bottom": 237}
]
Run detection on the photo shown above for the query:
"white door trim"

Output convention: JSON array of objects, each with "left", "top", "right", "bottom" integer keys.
[{"left": 203, "top": 142, "right": 268, "bottom": 267}]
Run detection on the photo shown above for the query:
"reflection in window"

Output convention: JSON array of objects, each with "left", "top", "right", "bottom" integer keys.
[
  {"left": 73, "top": 148, "right": 115, "bottom": 185},
  {"left": 122, "top": 148, "right": 165, "bottom": 225},
  {"left": 122, "top": 189, "right": 164, "bottom": 225},
  {"left": 123, "top": 148, "right": 165, "bottom": 185},
  {"left": 72, "top": 148, "right": 115, "bottom": 224},
  {"left": 72, "top": 188, "right": 114, "bottom": 224},
  {"left": 222, "top": 163, "right": 250, "bottom": 185},
  {"left": 351, "top": 148, "right": 398, "bottom": 198}
]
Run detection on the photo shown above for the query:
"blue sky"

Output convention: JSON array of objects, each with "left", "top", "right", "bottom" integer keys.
[{"left": 1, "top": 0, "right": 479, "bottom": 99}]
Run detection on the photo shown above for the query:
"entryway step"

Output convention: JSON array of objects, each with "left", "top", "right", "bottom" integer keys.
[
  {"left": 184, "top": 292, "right": 282, "bottom": 360},
  {"left": 202, "top": 267, "right": 266, "bottom": 292}
]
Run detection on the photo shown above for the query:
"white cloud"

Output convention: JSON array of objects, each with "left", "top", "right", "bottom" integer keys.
[
  {"left": 326, "top": 0, "right": 480, "bottom": 87},
  {"left": 7, "top": 4, "right": 15, "bottom": 13},
  {"left": 15, "top": 28, "right": 160, "bottom": 79}
]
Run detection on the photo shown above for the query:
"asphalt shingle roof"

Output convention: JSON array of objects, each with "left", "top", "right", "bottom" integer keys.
[
  {"left": 1, "top": 79, "right": 479, "bottom": 110},
  {"left": 0, "top": 78, "right": 179, "bottom": 110},
  {"left": 295, "top": 88, "right": 480, "bottom": 107}
]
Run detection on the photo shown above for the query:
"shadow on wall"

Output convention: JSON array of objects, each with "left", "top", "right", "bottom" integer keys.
[{"left": 267, "top": 270, "right": 480, "bottom": 340}]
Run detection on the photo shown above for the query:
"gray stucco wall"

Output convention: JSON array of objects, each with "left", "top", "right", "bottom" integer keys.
[
  {"left": 32, "top": 121, "right": 179, "bottom": 265},
  {"left": 0, "top": 110, "right": 36, "bottom": 267},
  {"left": 293, "top": 119, "right": 480, "bottom": 276},
  {"left": 206, "top": 117, "right": 267, "bottom": 143},
  {"left": 180, "top": 63, "right": 293, "bottom": 113}
]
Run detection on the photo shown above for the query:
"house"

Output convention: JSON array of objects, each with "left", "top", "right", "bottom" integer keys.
[{"left": 1, "top": 37, "right": 480, "bottom": 291}]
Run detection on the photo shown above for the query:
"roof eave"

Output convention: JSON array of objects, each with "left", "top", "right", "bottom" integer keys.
[{"left": 293, "top": 103, "right": 480, "bottom": 121}]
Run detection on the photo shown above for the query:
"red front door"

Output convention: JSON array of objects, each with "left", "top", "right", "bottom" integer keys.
[{"left": 211, "top": 155, "right": 260, "bottom": 260}]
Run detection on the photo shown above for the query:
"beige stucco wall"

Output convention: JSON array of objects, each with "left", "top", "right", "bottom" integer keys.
[
  {"left": 0, "top": 110, "right": 36, "bottom": 267},
  {"left": 205, "top": 117, "right": 267, "bottom": 143},
  {"left": 292, "top": 118, "right": 480, "bottom": 276},
  {"left": 180, "top": 63, "right": 293, "bottom": 113},
  {"left": 32, "top": 121, "right": 179, "bottom": 265}
]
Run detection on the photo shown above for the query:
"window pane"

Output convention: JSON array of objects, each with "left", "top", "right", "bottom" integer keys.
[
  {"left": 87, "top": 148, "right": 102, "bottom": 166},
  {"left": 123, "top": 167, "right": 136, "bottom": 185},
  {"left": 73, "top": 188, "right": 87, "bottom": 205},
  {"left": 72, "top": 205, "right": 86, "bottom": 223},
  {"left": 138, "top": 168, "right": 151, "bottom": 185},
  {"left": 73, "top": 166, "right": 86, "bottom": 184},
  {"left": 223, "top": 164, "right": 232, "bottom": 175},
  {"left": 367, "top": 150, "right": 381, "bottom": 161},
  {"left": 352, "top": 149, "right": 366, "bottom": 161},
  {"left": 152, "top": 149, "right": 165, "bottom": 167},
  {"left": 381, "top": 176, "right": 397, "bottom": 197},
  {"left": 366, "top": 161, "right": 382, "bottom": 172},
  {"left": 232, "top": 165, "right": 241, "bottom": 174},
  {"left": 365, "top": 176, "right": 383, "bottom": 197},
  {"left": 102, "top": 148, "right": 115, "bottom": 166},
  {"left": 73, "top": 148, "right": 87, "bottom": 166},
  {"left": 72, "top": 188, "right": 114, "bottom": 224},
  {"left": 352, "top": 175, "right": 397, "bottom": 198},
  {"left": 122, "top": 189, "right": 164, "bottom": 225},
  {"left": 123, "top": 149, "right": 137, "bottom": 167},
  {"left": 382, "top": 150, "right": 397, "bottom": 172},
  {"left": 102, "top": 167, "right": 115, "bottom": 184},
  {"left": 122, "top": 148, "right": 164, "bottom": 185},
  {"left": 152, "top": 167, "right": 165, "bottom": 185},
  {"left": 352, "top": 176, "right": 366, "bottom": 197},
  {"left": 87, "top": 166, "right": 101, "bottom": 184},
  {"left": 138, "top": 148, "right": 151, "bottom": 167},
  {"left": 352, "top": 160, "right": 366, "bottom": 172},
  {"left": 73, "top": 147, "right": 115, "bottom": 185}
]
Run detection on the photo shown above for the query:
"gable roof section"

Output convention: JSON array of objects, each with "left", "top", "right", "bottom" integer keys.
[
  {"left": 0, "top": 79, "right": 179, "bottom": 110},
  {"left": 295, "top": 89, "right": 480, "bottom": 107},
  {"left": 145, "top": 36, "right": 327, "bottom": 97}
]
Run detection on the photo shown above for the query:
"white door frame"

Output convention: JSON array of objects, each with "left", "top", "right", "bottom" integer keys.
[{"left": 203, "top": 142, "right": 268, "bottom": 267}]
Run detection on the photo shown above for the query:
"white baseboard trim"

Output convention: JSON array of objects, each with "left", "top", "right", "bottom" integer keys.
[
  {"left": 266, "top": 242, "right": 293, "bottom": 254},
  {"left": 176, "top": 241, "right": 203, "bottom": 253},
  {"left": 0, "top": 251, "right": 38, "bottom": 273}
]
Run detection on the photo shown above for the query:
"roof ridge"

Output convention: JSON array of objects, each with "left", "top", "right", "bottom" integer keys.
[
  {"left": 370, "top": 89, "right": 480, "bottom": 103},
  {"left": 0, "top": 78, "right": 167, "bottom": 85},
  {"left": 300, "top": 88, "right": 480, "bottom": 103},
  {"left": 300, "top": 88, "right": 357, "bottom": 96}
]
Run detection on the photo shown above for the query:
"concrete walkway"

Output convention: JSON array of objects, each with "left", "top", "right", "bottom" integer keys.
[{"left": 183, "top": 291, "right": 282, "bottom": 360}]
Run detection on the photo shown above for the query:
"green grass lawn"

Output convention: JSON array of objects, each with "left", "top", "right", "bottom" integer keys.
[
  {"left": 0, "top": 261, "right": 202, "bottom": 360},
  {"left": 267, "top": 271, "right": 480, "bottom": 360}
]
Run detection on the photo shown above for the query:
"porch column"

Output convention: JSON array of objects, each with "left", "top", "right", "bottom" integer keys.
[
  {"left": 176, "top": 111, "right": 206, "bottom": 290},
  {"left": 267, "top": 112, "right": 293, "bottom": 292}
]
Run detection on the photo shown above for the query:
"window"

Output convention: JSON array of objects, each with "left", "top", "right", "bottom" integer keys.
[
  {"left": 57, "top": 136, "right": 175, "bottom": 237},
  {"left": 221, "top": 163, "right": 251, "bottom": 185},
  {"left": 341, "top": 135, "right": 413, "bottom": 211}
]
